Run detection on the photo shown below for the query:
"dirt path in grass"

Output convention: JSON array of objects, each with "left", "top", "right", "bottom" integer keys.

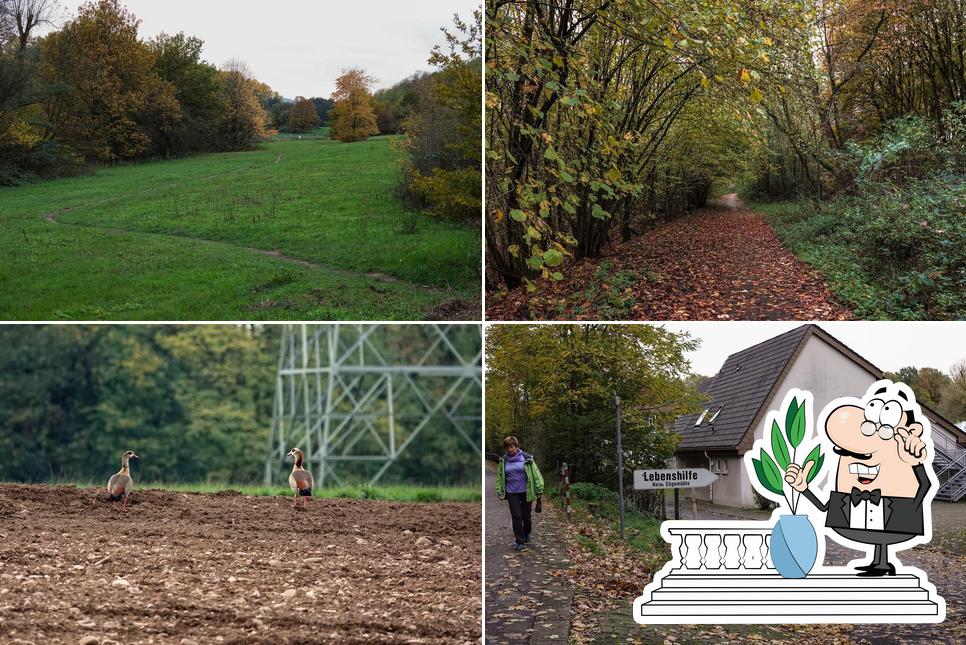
[
  {"left": 487, "top": 194, "right": 852, "bottom": 321},
  {"left": 44, "top": 209, "right": 451, "bottom": 296},
  {"left": 0, "top": 484, "right": 481, "bottom": 643},
  {"left": 485, "top": 463, "right": 574, "bottom": 644}
]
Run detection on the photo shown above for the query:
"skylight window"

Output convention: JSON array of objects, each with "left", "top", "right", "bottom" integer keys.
[
  {"left": 709, "top": 406, "right": 723, "bottom": 424},
  {"left": 695, "top": 405, "right": 723, "bottom": 426}
]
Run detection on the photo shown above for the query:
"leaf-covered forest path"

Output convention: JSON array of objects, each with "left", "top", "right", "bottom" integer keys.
[
  {"left": 485, "top": 463, "right": 574, "bottom": 644},
  {"left": 487, "top": 195, "right": 853, "bottom": 321}
]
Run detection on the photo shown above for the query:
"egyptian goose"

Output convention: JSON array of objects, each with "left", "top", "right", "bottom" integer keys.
[
  {"left": 287, "top": 448, "right": 313, "bottom": 509},
  {"left": 107, "top": 450, "right": 139, "bottom": 511}
]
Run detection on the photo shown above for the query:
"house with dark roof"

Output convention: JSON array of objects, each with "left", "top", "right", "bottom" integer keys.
[{"left": 673, "top": 324, "right": 966, "bottom": 507}]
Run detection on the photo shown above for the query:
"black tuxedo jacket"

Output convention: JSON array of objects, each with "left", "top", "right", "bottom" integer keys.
[{"left": 801, "top": 464, "right": 930, "bottom": 537}]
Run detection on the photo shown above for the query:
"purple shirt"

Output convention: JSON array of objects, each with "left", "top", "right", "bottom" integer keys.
[{"left": 504, "top": 452, "right": 527, "bottom": 494}]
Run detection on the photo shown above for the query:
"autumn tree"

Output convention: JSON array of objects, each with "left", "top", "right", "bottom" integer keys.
[
  {"left": 329, "top": 68, "right": 379, "bottom": 142},
  {"left": 486, "top": 324, "right": 701, "bottom": 486},
  {"left": 940, "top": 361, "right": 966, "bottom": 425},
  {"left": 216, "top": 58, "right": 271, "bottom": 150},
  {"left": 149, "top": 32, "right": 224, "bottom": 155},
  {"left": 401, "top": 10, "right": 482, "bottom": 222},
  {"left": 0, "top": 0, "right": 71, "bottom": 183},
  {"left": 39, "top": 0, "right": 180, "bottom": 161},
  {"left": 287, "top": 96, "right": 321, "bottom": 132}
]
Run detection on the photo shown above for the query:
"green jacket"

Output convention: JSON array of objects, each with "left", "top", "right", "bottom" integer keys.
[{"left": 496, "top": 452, "right": 544, "bottom": 502}]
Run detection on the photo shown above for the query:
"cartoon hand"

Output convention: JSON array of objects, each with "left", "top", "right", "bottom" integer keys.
[
  {"left": 783, "top": 462, "right": 813, "bottom": 492},
  {"left": 895, "top": 427, "right": 927, "bottom": 464}
]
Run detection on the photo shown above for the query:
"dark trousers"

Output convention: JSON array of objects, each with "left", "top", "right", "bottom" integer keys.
[
  {"left": 834, "top": 528, "right": 911, "bottom": 570},
  {"left": 506, "top": 492, "right": 532, "bottom": 545}
]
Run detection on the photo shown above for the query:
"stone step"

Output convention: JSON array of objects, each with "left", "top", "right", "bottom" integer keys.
[
  {"left": 662, "top": 573, "right": 922, "bottom": 588},
  {"left": 636, "top": 599, "right": 941, "bottom": 622},
  {"left": 652, "top": 588, "right": 929, "bottom": 602}
]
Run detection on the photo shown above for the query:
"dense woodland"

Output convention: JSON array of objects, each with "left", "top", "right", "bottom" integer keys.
[
  {"left": 485, "top": 324, "right": 701, "bottom": 487},
  {"left": 1, "top": 0, "right": 482, "bottom": 223},
  {"left": 485, "top": 0, "right": 966, "bottom": 318},
  {"left": 0, "top": 325, "right": 480, "bottom": 486}
]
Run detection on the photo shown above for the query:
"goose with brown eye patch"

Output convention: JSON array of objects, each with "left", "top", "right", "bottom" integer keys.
[
  {"left": 107, "top": 450, "right": 139, "bottom": 512},
  {"left": 286, "top": 448, "right": 314, "bottom": 510}
]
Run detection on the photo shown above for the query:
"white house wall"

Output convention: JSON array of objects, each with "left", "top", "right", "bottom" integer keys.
[
  {"left": 682, "top": 333, "right": 963, "bottom": 509},
  {"left": 734, "top": 335, "right": 883, "bottom": 508}
]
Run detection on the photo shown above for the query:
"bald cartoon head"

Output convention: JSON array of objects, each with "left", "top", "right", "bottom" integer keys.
[{"left": 824, "top": 381, "right": 928, "bottom": 498}]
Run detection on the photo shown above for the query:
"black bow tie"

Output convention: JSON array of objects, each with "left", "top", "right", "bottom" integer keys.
[{"left": 850, "top": 487, "right": 882, "bottom": 506}]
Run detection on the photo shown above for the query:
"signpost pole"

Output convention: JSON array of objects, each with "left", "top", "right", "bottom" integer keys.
[
  {"left": 562, "top": 462, "right": 572, "bottom": 522},
  {"left": 616, "top": 395, "right": 625, "bottom": 540},
  {"left": 674, "top": 487, "right": 679, "bottom": 520}
]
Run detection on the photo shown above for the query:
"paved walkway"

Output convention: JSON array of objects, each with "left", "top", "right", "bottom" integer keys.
[{"left": 485, "top": 463, "right": 573, "bottom": 644}]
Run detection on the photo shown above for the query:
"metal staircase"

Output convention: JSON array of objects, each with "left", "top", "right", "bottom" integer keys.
[{"left": 934, "top": 434, "right": 966, "bottom": 502}]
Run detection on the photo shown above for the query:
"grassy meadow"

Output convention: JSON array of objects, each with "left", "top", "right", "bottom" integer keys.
[{"left": 0, "top": 133, "right": 480, "bottom": 320}]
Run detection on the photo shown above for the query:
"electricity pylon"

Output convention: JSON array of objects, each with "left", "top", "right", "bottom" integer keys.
[{"left": 265, "top": 324, "right": 482, "bottom": 486}]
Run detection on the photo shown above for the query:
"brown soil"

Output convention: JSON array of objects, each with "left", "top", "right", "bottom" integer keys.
[
  {"left": 423, "top": 298, "right": 482, "bottom": 321},
  {"left": 0, "top": 484, "right": 481, "bottom": 644}
]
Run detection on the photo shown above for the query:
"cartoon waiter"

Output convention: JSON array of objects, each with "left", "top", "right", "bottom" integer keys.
[{"left": 784, "top": 380, "right": 933, "bottom": 577}]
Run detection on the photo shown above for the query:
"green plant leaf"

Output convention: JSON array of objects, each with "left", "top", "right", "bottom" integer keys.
[
  {"left": 802, "top": 444, "right": 824, "bottom": 483},
  {"left": 591, "top": 203, "right": 609, "bottom": 219},
  {"left": 543, "top": 249, "right": 563, "bottom": 267},
  {"left": 753, "top": 457, "right": 782, "bottom": 496},
  {"left": 784, "top": 396, "right": 799, "bottom": 434},
  {"left": 771, "top": 420, "right": 790, "bottom": 470},
  {"left": 760, "top": 449, "right": 784, "bottom": 493},
  {"left": 788, "top": 401, "right": 806, "bottom": 448},
  {"left": 809, "top": 454, "right": 825, "bottom": 483},
  {"left": 509, "top": 209, "right": 526, "bottom": 222}
]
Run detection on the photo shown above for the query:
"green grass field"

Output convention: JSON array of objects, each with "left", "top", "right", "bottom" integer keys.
[
  {"left": 0, "top": 135, "right": 480, "bottom": 320},
  {"left": 14, "top": 481, "right": 481, "bottom": 503}
]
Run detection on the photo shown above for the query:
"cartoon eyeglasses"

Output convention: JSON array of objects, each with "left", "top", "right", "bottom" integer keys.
[{"left": 861, "top": 398, "right": 904, "bottom": 440}]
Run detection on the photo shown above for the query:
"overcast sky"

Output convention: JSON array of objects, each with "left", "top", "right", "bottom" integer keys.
[
  {"left": 50, "top": 0, "right": 479, "bottom": 98},
  {"left": 659, "top": 322, "right": 966, "bottom": 377}
]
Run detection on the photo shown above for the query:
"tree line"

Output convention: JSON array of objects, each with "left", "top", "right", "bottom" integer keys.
[
  {"left": 1, "top": 0, "right": 274, "bottom": 182},
  {"left": 0, "top": 325, "right": 479, "bottom": 486},
  {"left": 2, "top": 1, "right": 483, "bottom": 225},
  {"left": 884, "top": 363, "right": 966, "bottom": 425}
]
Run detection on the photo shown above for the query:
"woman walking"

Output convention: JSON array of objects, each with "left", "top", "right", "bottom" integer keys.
[{"left": 496, "top": 436, "right": 544, "bottom": 551}]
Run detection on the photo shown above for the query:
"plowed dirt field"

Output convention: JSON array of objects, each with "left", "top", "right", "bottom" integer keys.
[{"left": 0, "top": 484, "right": 480, "bottom": 644}]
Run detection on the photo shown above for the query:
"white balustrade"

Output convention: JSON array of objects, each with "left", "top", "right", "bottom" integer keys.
[{"left": 666, "top": 525, "right": 774, "bottom": 572}]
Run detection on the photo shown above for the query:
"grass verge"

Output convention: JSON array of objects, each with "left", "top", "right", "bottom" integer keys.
[
  {"left": 749, "top": 188, "right": 966, "bottom": 320},
  {"left": 6, "top": 481, "right": 481, "bottom": 503},
  {"left": 548, "top": 482, "right": 665, "bottom": 559}
]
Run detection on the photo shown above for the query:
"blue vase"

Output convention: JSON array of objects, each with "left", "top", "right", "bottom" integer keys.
[{"left": 770, "top": 514, "right": 817, "bottom": 578}]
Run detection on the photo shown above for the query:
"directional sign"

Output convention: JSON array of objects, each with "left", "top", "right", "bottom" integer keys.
[{"left": 633, "top": 468, "right": 718, "bottom": 490}]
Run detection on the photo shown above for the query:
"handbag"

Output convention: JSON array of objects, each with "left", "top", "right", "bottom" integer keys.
[{"left": 535, "top": 496, "right": 543, "bottom": 513}]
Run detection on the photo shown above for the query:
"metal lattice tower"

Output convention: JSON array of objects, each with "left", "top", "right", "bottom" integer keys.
[{"left": 265, "top": 324, "right": 482, "bottom": 486}]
